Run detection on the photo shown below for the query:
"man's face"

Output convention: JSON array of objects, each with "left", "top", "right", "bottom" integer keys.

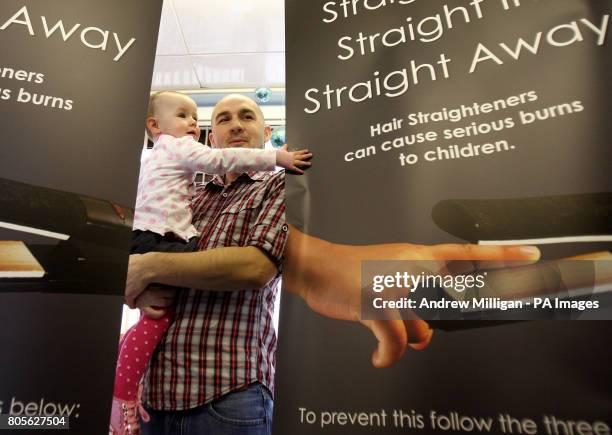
[
  {"left": 154, "top": 93, "right": 201, "bottom": 141},
  {"left": 209, "top": 95, "right": 271, "bottom": 150}
]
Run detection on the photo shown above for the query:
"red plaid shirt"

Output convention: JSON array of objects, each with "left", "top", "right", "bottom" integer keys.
[{"left": 143, "top": 170, "right": 287, "bottom": 410}]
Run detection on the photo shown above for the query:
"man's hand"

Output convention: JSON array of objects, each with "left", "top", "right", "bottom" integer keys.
[
  {"left": 125, "top": 253, "right": 156, "bottom": 308},
  {"left": 283, "top": 226, "right": 541, "bottom": 368}
]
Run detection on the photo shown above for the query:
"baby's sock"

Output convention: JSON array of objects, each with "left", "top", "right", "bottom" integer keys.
[{"left": 114, "top": 312, "right": 171, "bottom": 401}]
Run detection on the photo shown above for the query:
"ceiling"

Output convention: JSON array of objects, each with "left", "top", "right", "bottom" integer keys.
[{"left": 152, "top": 0, "right": 285, "bottom": 91}]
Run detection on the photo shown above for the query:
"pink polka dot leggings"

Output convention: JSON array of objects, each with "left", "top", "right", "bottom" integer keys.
[{"left": 114, "top": 311, "right": 171, "bottom": 401}]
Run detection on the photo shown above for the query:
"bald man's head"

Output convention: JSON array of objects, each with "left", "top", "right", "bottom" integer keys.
[{"left": 209, "top": 94, "right": 271, "bottom": 150}]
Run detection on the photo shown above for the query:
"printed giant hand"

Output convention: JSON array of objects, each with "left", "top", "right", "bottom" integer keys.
[{"left": 283, "top": 225, "right": 541, "bottom": 368}]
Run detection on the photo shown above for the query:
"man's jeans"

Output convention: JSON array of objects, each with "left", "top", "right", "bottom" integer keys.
[{"left": 141, "top": 383, "right": 273, "bottom": 435}]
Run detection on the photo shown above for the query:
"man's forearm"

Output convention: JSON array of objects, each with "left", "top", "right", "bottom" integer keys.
[{"left": 141, "top": 246, "right": 278, "bottom": 291}]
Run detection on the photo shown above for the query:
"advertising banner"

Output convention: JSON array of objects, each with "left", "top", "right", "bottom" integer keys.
[
  {"left": 278, "top": 0, "right": 612, "bottom": 434},
  {"left": 0, "top": 1, "right": 162, "bottom": 433}
]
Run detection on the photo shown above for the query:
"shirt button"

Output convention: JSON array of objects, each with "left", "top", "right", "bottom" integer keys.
[
  {"left": 222, "top": 192, "right": 228, "bottom": 197},
  {"left": 282, "top": 225, "right": 288, "bottom": 232}
]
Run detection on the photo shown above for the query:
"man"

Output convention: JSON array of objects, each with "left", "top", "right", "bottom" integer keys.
[
  {"left": 128, "top": 94, "right": 541, "bottom": 434},
  {"left": 128, "top": 94, "right": 288, "bottom": 435}
]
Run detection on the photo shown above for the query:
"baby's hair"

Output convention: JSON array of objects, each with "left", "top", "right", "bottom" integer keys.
[{"left": 145, "top": 90, "right": 186, "bottom": 141}]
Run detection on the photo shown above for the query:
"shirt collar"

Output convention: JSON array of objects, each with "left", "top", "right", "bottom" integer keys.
[{"left": 211, "top": 171, "right": 269, "bottom": 187}]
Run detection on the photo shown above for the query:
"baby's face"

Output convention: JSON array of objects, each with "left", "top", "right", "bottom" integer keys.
[{"left": 155, "top": 93, "right": 201, "bottom": 141}]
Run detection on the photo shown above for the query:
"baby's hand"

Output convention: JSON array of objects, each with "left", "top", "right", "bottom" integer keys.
[
  {"left": 135, "top": 285, "right": 176, "bottom": 319},
  {"left": 276, "top": 144, "right": 313, "bottom": 175},
  {"left": 141, "top": 306, "right": 167, "bottom": 319}
]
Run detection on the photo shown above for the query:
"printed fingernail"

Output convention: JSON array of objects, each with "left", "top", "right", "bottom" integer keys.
[{"left": 519, "top": 246, "right": 540, "bottom": 256}]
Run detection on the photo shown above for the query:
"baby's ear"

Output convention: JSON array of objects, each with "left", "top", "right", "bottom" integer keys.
[{"left": 146, "top": 117, "right": 161, "bottom": 136}]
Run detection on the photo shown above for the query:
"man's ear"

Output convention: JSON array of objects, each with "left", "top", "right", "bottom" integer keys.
[
  {"left": 263, "top": 125, "right": 272, "bottom": 143},
  {"left": 146, "top": 117, "right": 161, "bottom": 137},
  {"left": 208, "top": 130, "right": 217, "bottom": 148}
]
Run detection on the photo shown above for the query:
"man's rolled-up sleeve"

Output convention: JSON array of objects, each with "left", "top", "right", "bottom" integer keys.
[{"left": 246, "top": 172, "right": 288, "bottom": 269}]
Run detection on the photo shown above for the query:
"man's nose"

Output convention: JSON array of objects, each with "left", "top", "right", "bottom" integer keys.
[{"left": 229, "top": 118, "right": 244, "bottom": 132}]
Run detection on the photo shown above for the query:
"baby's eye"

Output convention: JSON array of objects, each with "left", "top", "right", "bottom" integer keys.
[{"left": 178, "top": 113, "right": 187, "bottom": 118}]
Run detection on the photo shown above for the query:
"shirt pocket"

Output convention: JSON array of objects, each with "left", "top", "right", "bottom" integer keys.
[{"left": 217, "top": 191, "right": 267, "bottom": 245}]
